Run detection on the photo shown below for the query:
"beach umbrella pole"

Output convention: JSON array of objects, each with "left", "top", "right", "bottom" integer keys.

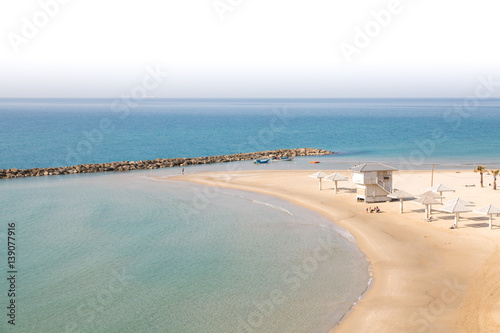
[
  {"left": 490, "top": 215, "right": 493, "bottom": 229},
  {"left": 335, "top": 181, "right": 338, "bottom": 193},
  {"left": 319, "top": 178, "right": 322, "bottom": 190},
  {"left": 400, "top": 199, "right": 403, "bottom": 214}
]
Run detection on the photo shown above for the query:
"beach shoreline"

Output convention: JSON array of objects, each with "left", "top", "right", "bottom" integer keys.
[{"left": 168, "top": 169, "right": 500, "bottom": 332}]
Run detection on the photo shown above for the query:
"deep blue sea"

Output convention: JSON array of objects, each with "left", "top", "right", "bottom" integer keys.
[
  {"left": 1, "top": 98, "right": 499, "bottom": 332},
  {"left": 1, "top": 98, "right": 500, "bottom": 170}
]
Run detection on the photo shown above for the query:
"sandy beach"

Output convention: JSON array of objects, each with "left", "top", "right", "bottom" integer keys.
[{"left": 169, "top": 169, "right": 500, "bottom": 332}]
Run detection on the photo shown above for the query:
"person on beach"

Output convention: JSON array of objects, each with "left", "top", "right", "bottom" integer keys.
[{"left": 182, "top": 168, "right": 184, "bottom": 175}]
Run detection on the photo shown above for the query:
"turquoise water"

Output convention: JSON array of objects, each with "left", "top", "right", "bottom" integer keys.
[
  {"left": 2, "top": 98, "right": 499, "bottom": 332},
  {"left": 0, "top": 171, "right": 370, "bottom": 332},
  {"left": 1, "top": 98, "right": 500, "bottom": 170}
]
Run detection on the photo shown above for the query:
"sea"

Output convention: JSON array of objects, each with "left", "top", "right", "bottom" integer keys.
[
  {"left": 1, "top": 98, "right": 499, "bottom": 332},
  {"left": 1, "top": 98, "right": 500, "bottom": 170}
]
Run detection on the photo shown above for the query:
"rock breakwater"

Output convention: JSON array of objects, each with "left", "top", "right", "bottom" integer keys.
[{"left": 0, "top": 148, "right": 333, "bottom": 179}]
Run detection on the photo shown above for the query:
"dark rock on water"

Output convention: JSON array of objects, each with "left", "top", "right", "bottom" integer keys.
[{"left": 1, "top": 148, "right": 334, "bottom": 180}]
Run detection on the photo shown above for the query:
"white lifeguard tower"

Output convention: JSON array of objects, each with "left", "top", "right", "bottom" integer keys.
[{"left": 350, "top": 163, "right": 398, "bottom": 203}]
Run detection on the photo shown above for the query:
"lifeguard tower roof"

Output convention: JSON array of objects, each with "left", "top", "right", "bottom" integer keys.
[{"left": 350, "top": 163, "right": 398, "bottom": 173}]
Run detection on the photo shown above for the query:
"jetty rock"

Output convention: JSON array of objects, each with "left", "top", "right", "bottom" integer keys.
[{"left": 0, "top": 148, "right": 334, "bottom": 179}]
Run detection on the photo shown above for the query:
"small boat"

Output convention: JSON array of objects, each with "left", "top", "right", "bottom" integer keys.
[
  {"left": 309, "top": 161, "right": 320, "bottom": 164},
  {"left": 279, "top": 157, "right": 294, "bottom": 161},
  {"left": 254, "top": 158, "right": 270, "bottom": 164}
]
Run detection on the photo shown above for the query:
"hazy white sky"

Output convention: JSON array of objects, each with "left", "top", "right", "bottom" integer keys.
[{"left": 0, "top": 0, "right": 499, "bottom": 98}]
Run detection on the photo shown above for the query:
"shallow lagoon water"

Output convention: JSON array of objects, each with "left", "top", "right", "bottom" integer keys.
[{"left": 0, "top": 170, "right": 370, "bottom": 332}]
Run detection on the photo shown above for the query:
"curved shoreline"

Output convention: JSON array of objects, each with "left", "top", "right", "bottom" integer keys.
[
  {"left": 0, "top": 148, "right": 332, "bottom": 179},
  {"left": 168, "top": 169, "right": 500, "bottom": 332},
  {"left": 171, "top": 171, "right": 375, "bottom": 331},
  {"left": 331, "top": 259, "right": 374, "bottom": 331},
  {"left": 207, "top": 183, "right": 374, "bottom": 331}
]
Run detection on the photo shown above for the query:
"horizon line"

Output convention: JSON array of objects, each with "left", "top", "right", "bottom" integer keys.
[{"left": 1, "top": 97, "right": 500, "bottom": 100}]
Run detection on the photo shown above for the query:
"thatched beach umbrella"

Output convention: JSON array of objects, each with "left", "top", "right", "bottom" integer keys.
[
  {"left": 324, "top": 172, "right": 348, "bottom": 193},
  {"left": 413, "top": 192, "right": 442, "bottom": 219},
  {"left": 388, "top": 190, "right": 415, "bottom": 213},
  {"left": 474, "top": 204, "right": 500, "bottom": 229},
  {"left": 440, "top": 202, "right": 472, "bottom": 228},
  {"left": 309, "top": 171, "right": 328, "bottom": 190},
  {"left": 428, "top": 184, "right": 455, "bottom": 202}
]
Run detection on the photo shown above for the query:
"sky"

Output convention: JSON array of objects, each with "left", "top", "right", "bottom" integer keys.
[{"left": 0, "top": 0, "right": 499, "bottom": 98}]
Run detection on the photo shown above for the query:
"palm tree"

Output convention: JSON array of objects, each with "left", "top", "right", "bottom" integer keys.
[
  {"left": 474, "top": 165, "right": 486, "bottom": 187},
  {"left": 491, "top": 170, "right": 499, "bottom": 190}
]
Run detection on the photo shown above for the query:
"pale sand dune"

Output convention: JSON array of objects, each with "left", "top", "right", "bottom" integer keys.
[{"left": 168, "top": 169, "right": 500, "bottom": 332}]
